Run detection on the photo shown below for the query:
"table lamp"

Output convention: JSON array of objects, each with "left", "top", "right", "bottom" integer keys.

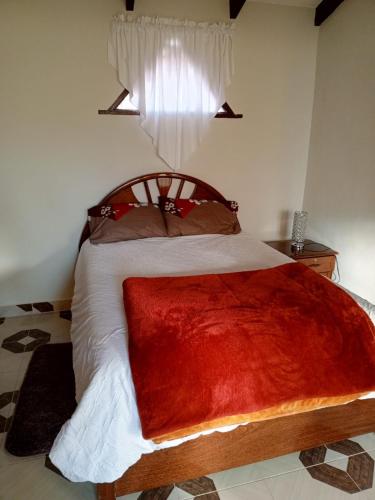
[{"left": 291, "top": 210, "right": 308, "bottom": 251}]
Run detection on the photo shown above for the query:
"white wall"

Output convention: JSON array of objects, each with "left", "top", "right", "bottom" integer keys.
[
  {"left": 303, "top": 0, "right": 375, "bottom": 302},
  {"left": 0, "top": 0, "right": 318, "bottom": 306}
]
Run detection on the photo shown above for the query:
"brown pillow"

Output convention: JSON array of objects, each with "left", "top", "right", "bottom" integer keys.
[
  {"left": 160, "top": 198, "right": 241, "bottom": 237},
  {"left": 88, "top": 203, "right": 167, "bottom": 244}
]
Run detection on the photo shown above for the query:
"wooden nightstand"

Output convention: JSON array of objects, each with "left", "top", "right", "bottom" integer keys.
[{"left": 265, "top": 239, "right": 338, "bottom": 279}]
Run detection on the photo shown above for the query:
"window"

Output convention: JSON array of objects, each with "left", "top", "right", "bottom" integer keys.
[
  {"left": 98, "top": 89, "right": 243, "bottom": 119},
  {"left": 107, "top": 14, "right": 238, "bottom": 168}
]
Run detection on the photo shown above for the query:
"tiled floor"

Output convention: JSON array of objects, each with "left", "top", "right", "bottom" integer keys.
[{"left": 1, "top": 313, "right": 375, "bottom": 500}]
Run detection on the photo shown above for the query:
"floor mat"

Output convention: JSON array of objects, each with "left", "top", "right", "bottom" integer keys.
[{"left": 5, "top": 342, "right": 76, "bottom": 456}]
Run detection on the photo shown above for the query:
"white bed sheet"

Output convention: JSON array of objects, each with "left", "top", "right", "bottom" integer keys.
[{"left": 50, "top": 233, "right": 375, "bottom": 483}]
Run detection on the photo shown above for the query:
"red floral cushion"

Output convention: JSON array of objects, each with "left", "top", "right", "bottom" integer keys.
[{"left": 88, "top": 203, "right": 139, "bottom": 221}]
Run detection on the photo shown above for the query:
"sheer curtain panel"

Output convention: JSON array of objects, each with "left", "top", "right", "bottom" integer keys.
[{"left": 109, "top": 14, "right": 234, "bottom": 170}]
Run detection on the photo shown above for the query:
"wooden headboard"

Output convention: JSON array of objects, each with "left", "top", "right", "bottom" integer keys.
[{"left": 79, "top": 172, "right": 227, "bottom": 248}]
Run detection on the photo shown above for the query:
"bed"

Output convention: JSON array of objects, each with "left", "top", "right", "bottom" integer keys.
[{"left": 49, "top": 172, "right": 375, "bottom": 500}]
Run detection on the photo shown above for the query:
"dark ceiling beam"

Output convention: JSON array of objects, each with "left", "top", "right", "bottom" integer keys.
[
  {"left": 230, "top": 0, "right": 246, "bottom": 19},
  {"left": 125, "top": 0, "right": 135, "bottom": 11},
  {"left": 125, "top": 0, "right": 246, "bottom": 19},
  {"left": 315, "top": 0, "right": 345, "bottom": 26}
]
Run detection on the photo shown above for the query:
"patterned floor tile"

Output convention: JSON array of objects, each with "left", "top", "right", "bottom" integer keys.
[
  {"left": 0, "top": 353, "right": 13, "bottom": 373},
  {"left": 22, "top": 313, "right": 71, "bottom": 344},
  {"left": 59, "top": 310, "right": 72, "bottom": 321},
  {"left": 117, "top": 485, "right": 183, "bottom": 500},
  {"left": 299, "top": 438, "right": 375, "bottom": 494},
  {"left": 0, "top": 306, "right": 32, "bottom": 319},
  {"left": 2, "top": 329, "right": 51, "bottom": 354},
  {"left": 0, "top": 316, "right": 47, "bottom": 376},
  {"left": 355, "top": 451, "right": 375, "bottom": 498},
  {"left": 0, "top": 392, "right": 16, "bottom": 432},
  {"left": 208, "top": 451, "right": 307, "bottom": 493},
  {"left": 0, "top": 349, "right": 22, "bottom": 374},
  {"left": 0, "top": 299, "right": 72, "bottom": 319},
  {"left": 211, "top": 479, "right": 273, "bottom": 500},
  {"left": 265, "top": 457, "right": 363, "bottom": 499},
  {"left": 348, "top": 452, "right": 374, "bottom": 490},
  {"left": 0, "top": 369, "right": 19, "bottom": 392},
  {"left": 352, "top": 490, "right": 375, "bottom": 499},
  {"left": 208, "top": 463, "right": 264, "bottom": 493},
  {"left": 0, "top": 390, "right": 17, "bottom": 418},
  {"left": 324, "top": 448, "right": 348, "bottom": 470},
  {"left": 176, "top": 476, "right": 218, "bottom": 497},
  {"left": 0, "top": 315, "right": 35, "bottom": 343},
  {"left": 140, "top": 485, "right": 180, "bottom": 499},
  {"left": 119, "top": 478, "right": 221, "bottom": 500},
  {"left": 321, "top": 438, "right": 374, "bottom": 471},
  {"left": 17, "top": 304, "right": 33, "bottom": 312},
  {"left": 117, "top": 493, "right": 141, "bottom": 500},
  {"left": 0, "top": 455, "right": 96, "bottom": 500},
  {"left": 315, "top": 434, "right": 375, "bottom": 469},
  {"left": 256, "top": 450, "right": 314, "bottom": 476},
  {"left": 0, "top": 313, "right": 71, "bottom": 382},
  {"left": 344, "top": 433, "right": 375, "bottom": 454},
  {"left": 33, "top": 302, "right": 54, "bottom": 313}
]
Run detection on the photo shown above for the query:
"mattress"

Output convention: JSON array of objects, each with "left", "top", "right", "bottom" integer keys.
[{"left": 50, "top": 233, "right": 375, "bottom": 483}]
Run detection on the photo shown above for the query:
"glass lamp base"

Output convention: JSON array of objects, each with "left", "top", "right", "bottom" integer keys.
[{"left": 291, "top": 241, "right": 304, "bottom": 251}]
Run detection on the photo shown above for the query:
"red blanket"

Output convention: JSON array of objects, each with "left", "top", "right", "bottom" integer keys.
[{"left": 123, "top": 263, "right": 375, "bottom": 442}]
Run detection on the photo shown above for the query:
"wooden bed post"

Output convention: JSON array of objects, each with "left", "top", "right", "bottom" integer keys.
[{"left": 97, "top": 482, "right": 116, "bottom": 500}]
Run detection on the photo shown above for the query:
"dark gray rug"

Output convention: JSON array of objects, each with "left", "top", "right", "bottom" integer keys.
[{"left": 5, "top": 343, "right": 76, "bottom": 456}]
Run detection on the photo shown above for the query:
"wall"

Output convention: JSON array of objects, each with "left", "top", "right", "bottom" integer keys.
[
  {"left": 303, "top": 0, "right": 375, "bottom": 302},
  {"left": 0, "top": 0, "right": 318, "bottom": 306}
]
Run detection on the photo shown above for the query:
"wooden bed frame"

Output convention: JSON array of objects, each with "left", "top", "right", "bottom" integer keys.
[{"left": 79, "top": 172, "right": 375, "bottom": 500}]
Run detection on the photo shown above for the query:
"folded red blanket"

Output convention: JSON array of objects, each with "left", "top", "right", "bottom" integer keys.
[{"left": 123, "top": 263, "right": 375, "bottom": 442}]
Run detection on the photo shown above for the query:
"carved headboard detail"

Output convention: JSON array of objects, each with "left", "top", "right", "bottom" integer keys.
[{"left": 79, "top": 172, "right": 227, "bottom": 248}]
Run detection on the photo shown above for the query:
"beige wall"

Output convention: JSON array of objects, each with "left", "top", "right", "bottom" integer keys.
[
  {"left": 303, "top": 0, "right": 375, "bottom": 302},
  {"left": 0, "top": 0, "right": 318, "bottom": 306}
]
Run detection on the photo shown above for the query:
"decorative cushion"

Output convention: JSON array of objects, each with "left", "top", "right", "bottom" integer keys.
[
  {"left": 159, "top": 198, "right": 241, "bottom": 237},
  {"left": 88, "top": 203, "right": 167, "bottom": 244}
]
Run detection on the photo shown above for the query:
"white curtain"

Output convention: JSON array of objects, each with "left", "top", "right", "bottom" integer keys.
[{"left": 109, "top": 14, "right": 234, "bottom": 170}]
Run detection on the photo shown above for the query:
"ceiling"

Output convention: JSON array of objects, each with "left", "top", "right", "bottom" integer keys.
[{"left": 250, "top": 0, "right": 320, "bottom": 8}]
